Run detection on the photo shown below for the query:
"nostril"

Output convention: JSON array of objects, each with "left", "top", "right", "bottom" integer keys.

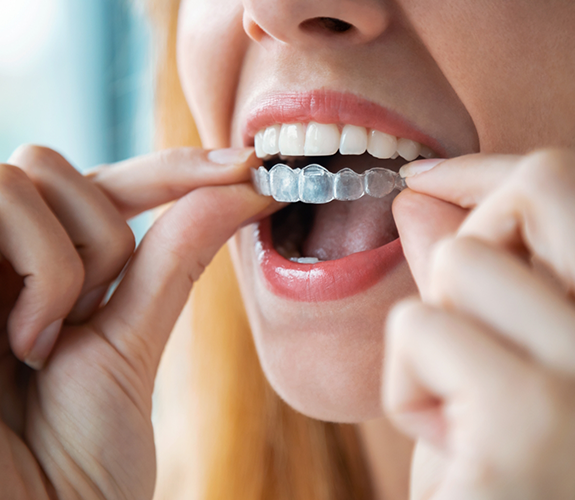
[
  {"left": 300, "top": 17, "right": 354, "bottom": 36},
  {"left": 318, "top": 17, "right": 353, "bottom": 33}
]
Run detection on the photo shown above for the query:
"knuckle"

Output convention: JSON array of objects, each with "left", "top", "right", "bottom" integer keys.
[
  {"left": 158, "top": 147, "right": 197, "bottom": 167},
  {"left": 11, "top": 144, "right": 60, "bottom": 167},
  {"left": 150, "top": 218, "right": 209, "bottom": 282},
  {"left": 385, "top": 303, "right": 441, "bottom": 372},
  {"left": 387, "top": 299, "right": 425, "bottom": 342},
  {"left": 103, "top": 224, "right": 136, "bottom": 266},
  {"left": 515, "top": 148, "right": 574, "bottom": 198},
  {"left": 40, "top": 250, "right": 85, "bottom": 313},
  {"left": 0, "top": 163, "right": 33, "bottom": 201},
  {"left": 88, "top": 225, "right": 136, "bottom": 280},
  {"left": 56, "top": 251, "right": 85, "bottom": 298},
  {"left": 117, "top": 224, "right": 137, "bottom": 257},
  {"left": 0, "top": 162, "right": 30, "bottom": 188},
  {"left": 10, "top": 144, "right": 74, "bottom": 181},
  {"left": 429, "top": 237, "right": 472, "bottom": 301}
]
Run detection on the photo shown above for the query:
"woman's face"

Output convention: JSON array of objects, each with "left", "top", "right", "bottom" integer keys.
[{"left": 177, "top": 0, "right": 575, "bottom": 421}]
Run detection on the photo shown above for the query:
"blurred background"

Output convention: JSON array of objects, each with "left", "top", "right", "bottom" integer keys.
[{"left": 0, "top": 0, "right": 154, "bottom": 236}]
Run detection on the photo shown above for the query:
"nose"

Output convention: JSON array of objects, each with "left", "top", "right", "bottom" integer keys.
[{"left": 243, "top": 0, "right": 390, "bottom": 47}]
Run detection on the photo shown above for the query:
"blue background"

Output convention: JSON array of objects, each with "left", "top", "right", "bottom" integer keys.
[{"left": 0, "top": 0, "right": 154, "bottom": 236}]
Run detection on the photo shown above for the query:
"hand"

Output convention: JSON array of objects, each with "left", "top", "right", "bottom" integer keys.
[
  {"left": 385, "top": 149, "right": 575, "bottom": 499},
  {"left": 0, "top": 145, "right": 278, "bottom": 499}
]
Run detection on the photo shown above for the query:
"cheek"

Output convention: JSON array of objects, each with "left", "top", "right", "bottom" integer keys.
[
  {"left": 400, "top": 0, "right": 575, "bottom": 152},
  {"left": 177, "top": 0, "right": 248, "bottom": 148}
]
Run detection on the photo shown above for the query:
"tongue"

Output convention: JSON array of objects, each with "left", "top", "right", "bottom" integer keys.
[{"left": 302, "top": 194, "right": 399, "bottom": 261}]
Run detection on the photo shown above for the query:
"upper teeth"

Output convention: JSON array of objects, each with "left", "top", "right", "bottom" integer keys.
[{"left": 255, "top": 122, "right": 435, "bottom": 161}]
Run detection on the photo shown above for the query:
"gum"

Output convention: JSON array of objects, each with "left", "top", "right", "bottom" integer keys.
[{"left": 251, "top": 163, "right": 405, "bottom": 204}]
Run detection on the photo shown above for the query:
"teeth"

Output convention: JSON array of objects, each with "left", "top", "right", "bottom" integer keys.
[
  {"left": 290, "top": 257, "right": 321, "bottom": 264},
  {"left": 279, "top": 123, "right": 306, "bottom": 156},
  {"left": 255, "top": 130, "right": 266, "bottom": 158},
  {"left": 262, "top": 124, "right": 281, "bottom": 155},
  {"left": 420, "top": 145, "right": 436, "bottom": 159},
  {"left": 339, "top": 125, "right": 368, "bottom": 155},
  {"left": 367, "top": 130, "right": 397, "bottom": 159},
  {"left": 254, "top": 163, "right": 404, "bottom": 204},
  {"left": 252, "top": 166, "right": 272, "bottom": 196},
  {"left": 334, "top": 168, "right": 364, "bottom": 201},
  {"left": 396, "top": 138, "right": 421, "bottom": 161},
  {"left": 255, "top": 122, "right": 434, "bottom": 160},
  {"left": 304, "top": 122, "right": 340, "bottom": 156},
  {"left": 269, "top": 163, "right": 300, "bottom": 202},
  {"left": 299, "top": 164, "right": 334, "bottom": 203},
  {"left": 364, "top": 168, "right": 396, "bottom": 198}
]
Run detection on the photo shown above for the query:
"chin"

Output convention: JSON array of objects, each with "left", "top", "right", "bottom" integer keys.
[
  {"left": 228, "top": 227, "right": 417, "bottom": 423},
  {"left": 253, "top": 323, "right": 387, "bottom": 423}
]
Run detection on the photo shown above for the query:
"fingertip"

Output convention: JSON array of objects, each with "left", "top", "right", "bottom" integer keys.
[
  {"left": 400, "top": 158, "right": 445, "bottom": 179},
  {"left": 23, "top": 318, "right": 63, "bottom": 370},
  {"left": 206, "top": 147, "right": 258, "bottom": 167}
]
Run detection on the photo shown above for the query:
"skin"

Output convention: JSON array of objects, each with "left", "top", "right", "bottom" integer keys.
[
  {"left": 0, "top": 146, "right": 279, "bottom": 499},
  {"left": 0, "top": 1, "right": 574, "bottom": 499},
  {"left": 177, "top": 0, "right": 575, "bottom": 419},
  {"left": 175, "top": 0, "right": 575, "bottom": 498}
]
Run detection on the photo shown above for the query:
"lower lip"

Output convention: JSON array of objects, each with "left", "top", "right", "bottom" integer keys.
[{"left": 254, "top": 217, "right": 404, "bottom": 302}]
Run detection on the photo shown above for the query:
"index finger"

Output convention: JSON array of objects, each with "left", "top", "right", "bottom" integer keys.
[
  {"left": 88, "top": 147, "right": 260, "bottom": 219},
  {"left": 400, "top": 153, "right": 520, "bottom": 209},
  {"left": 90, "top": 182, "right": 278, "bottom": 383}
]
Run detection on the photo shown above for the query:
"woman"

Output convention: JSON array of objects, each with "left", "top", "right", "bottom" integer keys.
[{"left": 2, "top": 0, "right": 575, "bottom": 498}]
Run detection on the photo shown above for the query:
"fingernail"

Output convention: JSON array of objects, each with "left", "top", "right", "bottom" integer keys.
[
  {"left": 207, "top": 148, "right": 255, "bottom": 165},
  {"left": 68, "top": 285, "right": 108, "bottom": 323},
  {"left": 25, "top": 319, "right": 63, "bottom": 370},
  {"left": 399, "top": 159, "right": 445, "bottom": 178}
]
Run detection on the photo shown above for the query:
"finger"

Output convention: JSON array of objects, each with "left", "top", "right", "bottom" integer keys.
[
  {"left": 400, "top": 153, "right": 520, "bottom": 208},
  {"left": 386, "top": 297, "right": 575, "bottom": 499},
  {"left": 458, "top": 149, "right": 575, "bottom": 292},
  {"left": 9, "top": 146, "right": 135, "bottom": 322},
  {"left": 384, "top": 298, "right": 531, "bottom": 450},
  {"left": 89, "top": 147, "right": 260, "bottom": 219},
  {"left": 0, "top": 164, "right": 83, "bottom": 367},
  {"left": 91, "top": 183, "right": 278, "bottom": 386},
  {"left": 428, "top": 236, "right": 575, "bottom": 376},
  {"left": 392, "top": 190, "right": 467, "bottom": 296},
  {"left": 410, "top": 441, "right": 446, "bottom": 500}
]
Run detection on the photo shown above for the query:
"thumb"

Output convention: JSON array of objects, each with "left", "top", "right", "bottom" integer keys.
[
  {"left": 90, "top": 182, "right": 277, "bottom": 383},
  {"left": 393, "top": 190, "right": 467, "bottom": 298}
]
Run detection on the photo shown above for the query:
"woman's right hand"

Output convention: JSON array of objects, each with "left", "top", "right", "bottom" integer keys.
[{"left": 0, "top": 145, "right": 275, "bottom": 500}]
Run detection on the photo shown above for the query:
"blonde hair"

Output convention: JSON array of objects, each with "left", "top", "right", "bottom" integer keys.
[{"left": 147, "top": 1, "right": 372, "bottom": 498}]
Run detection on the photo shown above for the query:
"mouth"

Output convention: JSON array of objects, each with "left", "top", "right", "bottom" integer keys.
[
  {"left": 254, "top": 122, "right": 436, "bottom": 263},
  {"left": 242, "top": 90, "right": 442, "bottom": 301}
]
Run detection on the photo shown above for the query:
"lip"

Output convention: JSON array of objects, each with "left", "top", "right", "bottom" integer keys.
[
  {"left": 242, "top": 89, "right": 448, "bottom": 157},
  {"left": 254, "top": 216, "right": 404, "bottom": 302}
]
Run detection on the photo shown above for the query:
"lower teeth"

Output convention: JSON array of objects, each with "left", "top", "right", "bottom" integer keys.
[{"left": 289, "top": 257, "right": 322, "bottom": 264}]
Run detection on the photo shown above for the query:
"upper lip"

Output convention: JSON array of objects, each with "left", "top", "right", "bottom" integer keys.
[{"left": 241, "top": 89, "right": 449, "bottom": 158}]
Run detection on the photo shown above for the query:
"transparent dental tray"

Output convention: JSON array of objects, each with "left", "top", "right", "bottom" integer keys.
[{"left": 251, "top": 163, "right": 406, "bottom": 204}]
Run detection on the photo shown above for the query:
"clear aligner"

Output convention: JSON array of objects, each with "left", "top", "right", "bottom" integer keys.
[{"left": 251, "top": 163, "right": 406, "bottom": 204}]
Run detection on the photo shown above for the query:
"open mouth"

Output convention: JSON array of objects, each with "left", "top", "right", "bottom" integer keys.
[{"left": 254, "top": 122, "right": 436, "bottom": 263}]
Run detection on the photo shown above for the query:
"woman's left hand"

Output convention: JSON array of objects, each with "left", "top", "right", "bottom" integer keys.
[{"left": 386, "top": 149, "right": 575, "bottom": 499}]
